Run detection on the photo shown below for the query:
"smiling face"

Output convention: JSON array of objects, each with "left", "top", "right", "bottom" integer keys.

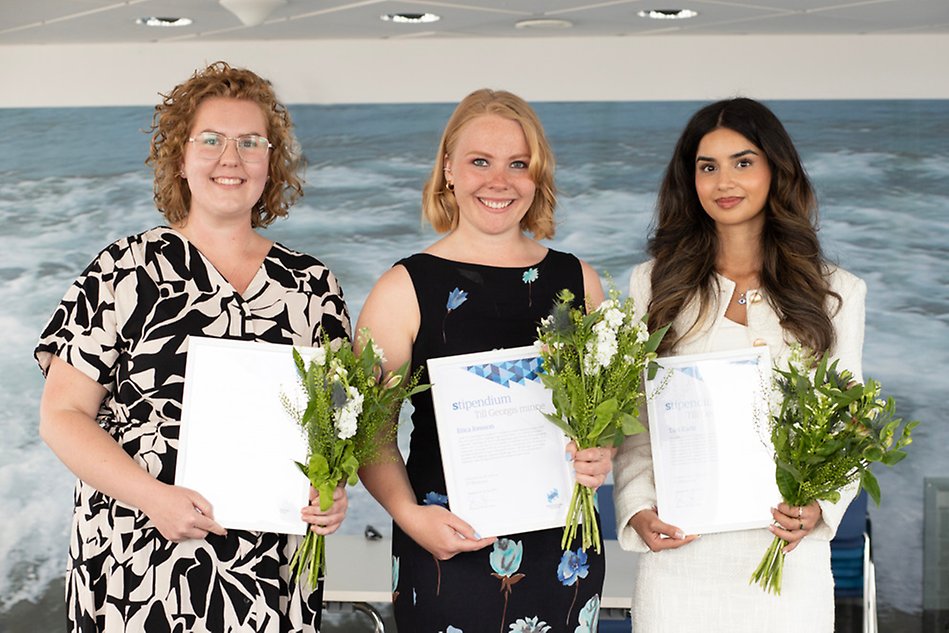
[
  {"left": 694, "top": 127, "right": 772, "bottom": 232},
  {"left": 181, "top": 97, "right": 270, "bottom": 225},
  {"left": 443, "top": 114, "right": 537, "bottom": 238}
]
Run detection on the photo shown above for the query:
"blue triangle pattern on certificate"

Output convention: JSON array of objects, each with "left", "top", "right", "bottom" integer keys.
[
  {"left": 465, "top": 357, "right": 544, "bottom": 387},
  {"left": 673, "top": 366, "right": 703, "bottom": 381}
]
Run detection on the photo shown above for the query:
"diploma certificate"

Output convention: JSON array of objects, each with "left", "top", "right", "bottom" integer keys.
[
  {"left": 645, "top": 346, "right": 779, "bottom": 535},
  {"left": 428, "top": 346, "right": 574, "bottom": 537},
  {"left": 176, "top": 336, "right": 313, "bottom": 535}
]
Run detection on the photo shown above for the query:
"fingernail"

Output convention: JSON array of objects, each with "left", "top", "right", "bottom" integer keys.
[
  {"left": 674, "top": 530, "right": 685, "bottom": 540},
  {"left": 474, "top": 532, "right": 482, "bottom": 539},
  {"left": 565, "top": 451, "right": 573, "bottom": 462}
]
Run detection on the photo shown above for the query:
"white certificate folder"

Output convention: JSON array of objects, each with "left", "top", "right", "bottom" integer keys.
[
  {"left": 645, "top": 346, "right": 779, "bottom": 535},
  {"left": 427, "top": 346, "right": 575, "bottom": 537},
  {"left": 176, "top": 336, "right": 314, "bottom": 535}
]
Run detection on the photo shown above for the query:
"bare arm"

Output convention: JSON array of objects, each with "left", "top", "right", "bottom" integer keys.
[
  {"left": 39, "top": 356, "right": 225, "bottom": 541},
  {"left": 356, "top": 265, "right": 495, "bottom": 559}
]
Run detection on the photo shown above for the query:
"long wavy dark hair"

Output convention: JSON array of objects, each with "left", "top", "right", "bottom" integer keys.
[{"left": 648, "top": 97, "right": 840, "bottom": 355}]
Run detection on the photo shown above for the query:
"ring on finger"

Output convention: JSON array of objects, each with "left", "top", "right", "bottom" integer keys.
[
  {"left": 799, "top": 520, "right": 804, "bottom": 531},
  {"left": 798, "top": 506, "right": 803, "bottom": 518}
]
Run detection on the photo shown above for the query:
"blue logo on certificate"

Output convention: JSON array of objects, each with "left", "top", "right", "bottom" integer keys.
[{"left": 465, "top": 357, "right": 544, "bottom": 388}]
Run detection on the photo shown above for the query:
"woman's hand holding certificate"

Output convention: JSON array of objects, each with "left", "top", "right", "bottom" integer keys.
[{"left": 536, "top": 288, "right": 667, "bottom": 553}]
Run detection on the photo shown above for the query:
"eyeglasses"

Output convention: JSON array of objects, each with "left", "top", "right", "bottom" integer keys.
[{"left": 187, "top": 131, "right": 273, "bottom": 163}]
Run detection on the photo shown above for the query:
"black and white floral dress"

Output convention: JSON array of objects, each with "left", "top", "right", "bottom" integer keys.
[{"left": 34, "top": 227, "right": 351, "bottom": 632}]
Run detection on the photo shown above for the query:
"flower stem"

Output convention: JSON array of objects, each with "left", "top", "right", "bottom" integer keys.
[
  {"left": 290, "top": 531, "right": 326, "bottom": 589},
  {"left": 749, "top": 535, "right": 786, "bottom": 595},
  {"left": 561, "top": 482, "right": 602, "bottom": 554}
]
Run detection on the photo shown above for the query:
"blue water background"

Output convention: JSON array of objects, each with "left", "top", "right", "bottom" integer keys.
[{"left": 0, "top": 101, "right": 946, "bottom": 619}]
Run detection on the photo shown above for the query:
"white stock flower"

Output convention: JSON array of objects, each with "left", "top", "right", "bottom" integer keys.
[
  {"left": 370, "top": 340, "right": 387, "bottom": 364},
  {"left": 329, "top": 358, "right": 347, "bottom": 381},
  {"left": 334, "top": 386, "right": 364, "bottom": 440},
  {"left": 603, "top": 307, "right": 624, "bottom": 330},
  {"left": 636, "top": 325, "right": 649, "bottom": 344},
  {"left": 310, "top": 346, "right": 327, "bottom": 366}
]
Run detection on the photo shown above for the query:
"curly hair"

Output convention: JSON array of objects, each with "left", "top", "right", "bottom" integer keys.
[
  {"left": 147, "top": 61, "right": 303, "bottom": 228},
  {"left": 647, "top": 97, "right": 840, "bottom": 355},
  {"left": 421, "top": 89, "right": 557, "bottom": 239}
]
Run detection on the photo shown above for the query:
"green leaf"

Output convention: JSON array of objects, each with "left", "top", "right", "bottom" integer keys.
[
  {"left": 774, "top": 464, "right": 800, "bottom": 502},
  {"left": 295, "top": 461, "right": 308, "bottom": 477},
  {"left": 816, "top": 439, "right": 843, "bottom": 457},
  {"left": 823, "top": 490, "right": 841, "bottom": 504},
  {"left": 881, "top": 450, "right": 907, "bottom": 466},
  {"left": 589, "top": 398, "right": 619, "bottom": 440},
  {"left": 863, "top": 446, "right": 884, "bottom": 462},
  {"left": 292, "top": 347, "right": 306, "bottom": 378},
  {"left": 308, "top": 452, "right": 330, "bottom": 483},
  {"left": 646, "top": 360, "right": 661, "bottom": 381},
  {"left": 318, "top": 482, "right": 336, "bottom": 511},
  {"left": 620, "top": 412, "right": 645, "bottom": 436},
  {"left": 861, "top": 470, "right": 881, "bottom": 505},
  {"left": 543, "top": 412, "right": 576, "bottom": 438},
  {"left": 644, "top": 323, "right": 671, "bottom": 354}
]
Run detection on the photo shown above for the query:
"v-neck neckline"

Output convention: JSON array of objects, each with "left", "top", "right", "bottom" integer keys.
[{"left": 162, "top": 226, "right": 274, "bottom": 300}]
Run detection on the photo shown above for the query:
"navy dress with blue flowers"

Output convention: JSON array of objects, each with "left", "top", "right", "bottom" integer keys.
[{"left": 392, "top": 251, "right": 605, "bottom": 633}]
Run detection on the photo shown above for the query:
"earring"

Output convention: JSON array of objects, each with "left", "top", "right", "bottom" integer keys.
[{"left": 446, "top": 181, "right": 455, "bottom": 192}]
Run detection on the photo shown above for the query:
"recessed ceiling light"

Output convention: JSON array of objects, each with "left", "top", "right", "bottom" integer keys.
[
  {"left": 637, "top": 9, "right": 699, "bottom": 20},
  {"left": 515, "top": 18, "right": 573, "bottom": 30},
  {"left": 136, "top": 16, "right": 193, "bottom": 27},
  {"left": 380, "top": 12, "right": 440, "bottom": 24}
]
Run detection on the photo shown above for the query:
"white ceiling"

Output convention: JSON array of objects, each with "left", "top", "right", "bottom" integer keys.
[{"left": 1, "top": 0, "right": 947, "bottom": 44}]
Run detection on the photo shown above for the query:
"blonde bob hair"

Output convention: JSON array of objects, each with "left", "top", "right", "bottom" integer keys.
[
  {"left": 421, "top": 89, "right": 557, "bottom": 239},
  {"left": 147, "top": 61, "right": 304, "bottom": 228}
]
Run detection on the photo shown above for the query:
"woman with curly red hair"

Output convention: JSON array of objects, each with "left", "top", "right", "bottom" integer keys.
[{"left": 35, "top": 62, "right": 350, "bottom": 631}]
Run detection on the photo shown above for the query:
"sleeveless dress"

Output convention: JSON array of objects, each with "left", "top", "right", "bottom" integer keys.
[
  {"left": 34, "top": 227, "right": 351, "bottom": 632},
  {"left": 392, "top": 251, "right": 606, "bottom": 633}
]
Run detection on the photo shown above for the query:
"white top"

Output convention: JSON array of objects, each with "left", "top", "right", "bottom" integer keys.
[{"left": 613, "top": 261, "right": 867, "bottom": 633}]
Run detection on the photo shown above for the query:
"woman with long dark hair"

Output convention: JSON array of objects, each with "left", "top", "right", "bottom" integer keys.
[{"left": 613, "top": 97, "right": 866, "bottom": 631}]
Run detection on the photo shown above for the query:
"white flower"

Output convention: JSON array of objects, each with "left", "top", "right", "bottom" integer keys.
[
  {"left": 334, "top": 386, "right": 363, "bottom": 439},
  {"left": 329, "top": 358, "right": 347, "bottom": 381},
  {"left": 594, "top": 327, "right": 617, "bottom": 369},
  {"left": 635, "top": 325, "right": 649, "bottom": 344},
  {"left": 603, "top": 307, "right": 624, "bottom": 330},
  {"left": 582, "top": 351, "right": 598, "bottom": 376},
  {"left": 309, "top": 346, "right": 326, "bottom": 366},
  {"left": 370, "top": 340, "right": 387, "bottom": 364}
]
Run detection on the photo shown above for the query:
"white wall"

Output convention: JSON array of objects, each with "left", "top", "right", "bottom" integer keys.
[{"left": 2, "top": 34, "right": 948, "bottom": 107}]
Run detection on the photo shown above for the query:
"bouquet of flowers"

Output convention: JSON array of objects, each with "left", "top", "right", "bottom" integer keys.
[
  {"left": 750, "top": 345, "right": 917, "bottom": 594},
  {"left": 536, "top": 288, "right": 667, "bottom": 553},
  {"left": 282, "top": 328, "right": 427, "bottom": 588}
]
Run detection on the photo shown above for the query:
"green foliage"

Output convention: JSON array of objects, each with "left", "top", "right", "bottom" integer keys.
[
  {"left": 284, "top": 327, "right": 428, "bottom": 587},
  {"left": 535, "top": 286, "right": 668, "bottom": 552},
  {"left": 750, "top": 344, "right": 918, "bottom": 594}
]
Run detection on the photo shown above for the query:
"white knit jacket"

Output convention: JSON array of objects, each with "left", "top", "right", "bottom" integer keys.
[{"left": 613, "top": 260, "right": 867, "bottom": 552}]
